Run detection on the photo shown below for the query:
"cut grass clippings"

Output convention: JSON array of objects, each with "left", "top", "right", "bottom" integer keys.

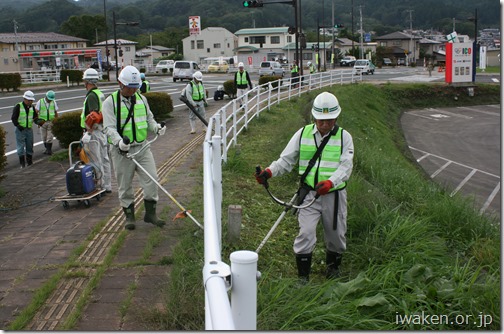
[{"left": 163, "top": 83, "right": 500, "bottom": 330}]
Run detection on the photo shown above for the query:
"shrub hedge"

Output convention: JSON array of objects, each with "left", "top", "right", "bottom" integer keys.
[
  {"left": 0, "top": 73, "right": 22, "bottom": 92},
  {"left": 223, "top": 79, "right": 236, "bottom": 98},
  {"left": 51, "top": 111, "right": 82, "bottom": 149},
  {"left": 60, "top": 70, "right": 83, "bottom": 86},
  {"left": 258, "top": 75, "right": 282, "bottom": 88},
  {"left": 143, "top": 92, "right": 173, "bottom": 122}
]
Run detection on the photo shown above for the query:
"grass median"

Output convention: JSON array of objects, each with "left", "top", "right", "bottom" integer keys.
[{"left": 161, "top": 83, "right": 500, "bottom": 330}]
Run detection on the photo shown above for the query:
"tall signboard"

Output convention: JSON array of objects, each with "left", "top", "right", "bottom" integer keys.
[
  {"left": 189, "top": 16, "right": 201, "bottom": 35},
  {"left": 445, "top": 42, "right": 474, "bottom": 84}
]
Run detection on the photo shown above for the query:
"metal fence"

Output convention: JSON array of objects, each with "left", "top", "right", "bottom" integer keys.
[{"left": 201, "top": 69, "right": 361, "bottom": 330}]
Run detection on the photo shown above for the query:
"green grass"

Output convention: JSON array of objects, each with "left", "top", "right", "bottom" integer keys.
[
  {"left": 476, "top": 66, "right": 500, "bottom": 73},
  {"left": 162, "top": 83, "right": 500, "bottom": 330}
]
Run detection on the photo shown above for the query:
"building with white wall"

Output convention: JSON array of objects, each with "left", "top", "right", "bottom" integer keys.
[{"left": 182, "top": 27, "right": 237, "bottom": 64}]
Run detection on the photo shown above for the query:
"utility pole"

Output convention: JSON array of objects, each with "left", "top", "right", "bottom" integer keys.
[
  {"left": 407, "top": 9, "right": 414, "bottom": 65},
  {"left": 351, "top": 0, "right": 354, "bottom": 56},
  {"left": 359, "top": 5, "right": 363, "bottom": 59},
  {"left": 331, "top": 0, "right": 335, "bottom": 68},
  {"left": 104, "top": 0, "right": 110, "bottom": 80},
  {"left": 13, "top": 20, "right": 19, "bottom": 52}
]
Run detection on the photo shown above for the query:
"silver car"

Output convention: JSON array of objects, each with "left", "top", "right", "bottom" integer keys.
[{"left": 258, "top": 61, "right": 285, "bottom": 77}]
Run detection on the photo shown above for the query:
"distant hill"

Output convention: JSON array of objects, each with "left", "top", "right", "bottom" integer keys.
[{"left": 0, "top": 0, "right": 499, "bottom": 40}]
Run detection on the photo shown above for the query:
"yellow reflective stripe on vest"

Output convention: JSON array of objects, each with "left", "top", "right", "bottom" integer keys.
[
  {"left": 38, "top": 99, "right": 56, "bottom": 121},
  {"left": 81, "top": 89, "right": 105, "bottom": 128},
  {"left": 298, "top": 124, "right": 345, "bottom": 191},
  {"left": 17, "top": 102, "right": 35, "bottom": 128}
]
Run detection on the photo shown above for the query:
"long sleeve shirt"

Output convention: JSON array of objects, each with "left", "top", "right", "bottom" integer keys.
[
  {"left": 268, "top": 124, "right": 354, "bottom": 188},
  {"left": 234, "top": 70, "right": 253, "bottom": 89},
  {"left": 102, "top": 90, "right": 159, "bottom": 146},
  {"left": 11, "top": 102, "right": 38, "bottom": 128}
]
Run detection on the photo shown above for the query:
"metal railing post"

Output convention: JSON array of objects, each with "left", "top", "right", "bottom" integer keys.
[
  {"left": 211, "top": 133, "right": 222, "bottom": 239},
  {"left": 232, "top": 99, "right": 237, "bottom": 147},
  {"left": 220, "top": 107, "right": 228, "bottom": 163},
  {"left": 230, "top": 251, "right": 258, "bottom": 330}
]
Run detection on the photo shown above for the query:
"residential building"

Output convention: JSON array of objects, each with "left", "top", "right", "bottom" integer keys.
[
  {"left": 137, "top": 45, "right": 176, "bottom": 65},
  {"left": 374, "top": 31, "right": 421, "bottom": 65},
  {"left": 0, "top": 32, "right": 92, "bottom": 72},
  {"left": 182, "top": 27, "right": 237, "bottom": 65},
  {"left": 234, "top": 27, "right": 294, "bottom": 67}
]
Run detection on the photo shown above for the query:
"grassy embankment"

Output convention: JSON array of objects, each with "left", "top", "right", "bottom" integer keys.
[{"left": 158, "top": 83, "right": 500, "bottom": 330}]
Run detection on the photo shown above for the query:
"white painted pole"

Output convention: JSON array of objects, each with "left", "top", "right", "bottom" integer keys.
[{"left": 230, "top": 250, "right": 258, "bottom": 330}]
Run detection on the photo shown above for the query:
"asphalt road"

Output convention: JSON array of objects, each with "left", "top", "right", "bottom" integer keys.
[{"left": 401, "top": 104, "right": 501, "bottom": 218}]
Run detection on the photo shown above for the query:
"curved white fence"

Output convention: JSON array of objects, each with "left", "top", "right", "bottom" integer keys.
[{"left": 202, "top": 69, "right": 361, "bottom": 330}]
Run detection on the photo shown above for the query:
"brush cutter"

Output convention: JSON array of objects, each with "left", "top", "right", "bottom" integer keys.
[
  {"left": 122, "top": 126, "right": 204, "bottom": 230},
  {"left": 255, "top": 166, "right": 319, "bottom": 253}
]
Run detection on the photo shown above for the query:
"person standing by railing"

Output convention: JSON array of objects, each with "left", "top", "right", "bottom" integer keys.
[
  {"left": 11, "top": 91, "right": 37, "bottom": 168},
  {"left": 234, "top": 62, "right": 253, "bottom": 107},
  {"left": 255, "top": 92, "right": 354, "bottom": 283},
  {"left": 290, "top": 60, "right": 299, "bottom": 88},
  {"left": 34, "top": 90, "right": 58, "bottom": 155}
]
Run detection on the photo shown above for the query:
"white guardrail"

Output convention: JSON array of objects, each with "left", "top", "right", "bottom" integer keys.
[{"left": 202, "top": 69, "right": 361, "bottom": 330}]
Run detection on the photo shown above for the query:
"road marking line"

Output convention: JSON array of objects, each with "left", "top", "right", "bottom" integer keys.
[
  {"left": 450, "top": 169, "right": 477, "bottom": 197},
  {"left": 491, "top": 78, "right": 499, "bottom": 83},
  {"left": 427, "top": 108, "right": 473, "bottom": 119},
  {"left": 404, "top": 111, "right": 439, "bottom": 121},
  {"left": 457, "top": 106, "right": 499, "bottom": 116},
  {"left": 430, "top": 160, "right": 452, "bottom": 178},
  {"left": 480, "top": 182, "right": 500, "bottom": 215},
  {"left": 416, "top": 153, "right": 430, "bottom": 162},
  {"left": 409, "top": 146, "right": 499, "bottom": 179}
]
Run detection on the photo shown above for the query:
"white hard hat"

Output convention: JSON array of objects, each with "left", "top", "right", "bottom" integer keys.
[
  {"left": 238, "top": 62, "right": 244, "bottom": 67},
  {"left": 23, "top": 90, "right": 35, "bottom": 101},
  {"left": 311, "top": 92, "right": 341, "bottom": 120},
  {"left": 193, "top": 71, "right": 203, "bottom": 81},
  {"left": 307, "top": 61, "right": 312, "bottom": 65},
  {"left": 118, "top": 65, "right": 141, "bottom": 88},
  {"left": 83, "top": 68, "right": 99, "bottom": 83}
]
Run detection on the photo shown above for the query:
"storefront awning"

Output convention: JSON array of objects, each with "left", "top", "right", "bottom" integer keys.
[{"left": 18, "top": 49, "right": 99, "bottom": 58}]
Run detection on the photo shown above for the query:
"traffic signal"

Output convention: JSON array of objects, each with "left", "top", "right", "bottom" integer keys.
[
  {"left": 118, "top": 49, "right": 123, "bottom": 57},
  {"left": 243, "top": 0, "right": 263, "bottom": 7},
  {"left": 334, "top": 23, "right": 344, "bottom": 28},
  {"left": 106, "top": 49, "right": 110, "bottom": 57},
  {"left": 288, "top": 26, "right": 296, "bottom": 34}
]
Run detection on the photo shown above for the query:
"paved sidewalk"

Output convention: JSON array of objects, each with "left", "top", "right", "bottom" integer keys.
[{"left": 0, "top": 95, "right": 223, "bottom": 329}]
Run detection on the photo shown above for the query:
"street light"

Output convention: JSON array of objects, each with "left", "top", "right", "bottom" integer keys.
[{"left": 112, "top": 11, "right": 139, "bottom": 79}]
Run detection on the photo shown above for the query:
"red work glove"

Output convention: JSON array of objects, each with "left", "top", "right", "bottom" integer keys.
[
  {"left": 315, "top": 180, "right": 333, "bottom": 196},
  {"left": 255, "top": 168, "right": 272, "bottom": 185}
]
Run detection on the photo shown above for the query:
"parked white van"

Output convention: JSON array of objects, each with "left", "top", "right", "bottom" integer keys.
[{"left": 173, "top": 61, "right": 200, "bottom": 82}]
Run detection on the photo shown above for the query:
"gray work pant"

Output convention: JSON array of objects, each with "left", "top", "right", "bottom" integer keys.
[
  {"left": 110, "top": 143, "right": 159, "bottom": 208},
  {"left": 293, "top": 189, "right": 347, "bottom": 254},
  {"left": 85, "top": 125, "right": 112, "bottom": 191}
]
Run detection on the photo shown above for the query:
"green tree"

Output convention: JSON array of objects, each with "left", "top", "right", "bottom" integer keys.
[{"left": 60, "top": 15, "right": 106, "bottom": 43}]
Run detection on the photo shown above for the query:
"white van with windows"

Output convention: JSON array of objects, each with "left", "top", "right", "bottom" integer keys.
[{"left": 173, "top": 61, "right": 200, "bottom": 82}]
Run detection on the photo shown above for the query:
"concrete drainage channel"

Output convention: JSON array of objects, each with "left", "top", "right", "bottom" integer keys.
[{"left": 27, "top": 133, "right": 205, "bottom": 330}]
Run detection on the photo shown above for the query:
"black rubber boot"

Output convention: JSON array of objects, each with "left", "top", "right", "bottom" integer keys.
[
  {"left": 19, "top": 156, "right": 25, "bottom": 169},
  {"left": 46, "top": 143, "right": 53, "bottom": 155},
  {"left": 26, "top": 155, "right": 33, "bottom": 166},
  {"left": 43, "top": 143, "right": 48, "bottom": 154},
  {"left": 144, "top": 200, "right": 166, "bottom": 227},
  {"left": 123, "top": 203, "right": 136, "bottom": 230},
  {"left": 326, "top": 251, "right": 343, "bottom": 279},
  {"left": 296, "top": 253, "right": 312, "bottom": 284}
]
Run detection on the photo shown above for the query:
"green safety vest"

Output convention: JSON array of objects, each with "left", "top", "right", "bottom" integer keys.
[
  {"left": 291, "top": 65, "right": 299, "bottom": 74},
  {"left": 309, "top": 64, "right": 316, "bottom": 74},
  {"left": 81, "top": 89, "right": 105, "bottom": 128},
  {"left": 298, "top": 124, "right": 346, "bottom": 192},
  {"left": 37, "top": 98, "right": 56, "bottom": 121},
  {"left": 190, "top": 81, "right": 205, "bottom": 101},
  {"left": 111, "top": 91, "right": 148, "bottom": 143},
  {"left": 142, "top": 80, "right": 150, "bottom": 92},
  {"left": 235, "top": 71, "right": 249, "bottom": 86},
  {"left": 17, "top": 102, "right": 35, "bottom": 128}
]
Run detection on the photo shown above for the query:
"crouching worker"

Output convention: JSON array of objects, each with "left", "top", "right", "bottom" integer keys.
[
  {"left": 255, "top": 92, "right": 354, "bottom": 282},
  {"left": 102, "top": 65, "right": 167, "bottom": 230}
]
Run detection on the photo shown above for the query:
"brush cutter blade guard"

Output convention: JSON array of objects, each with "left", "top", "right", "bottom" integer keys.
[{"left": 173, "top": 210, "right": 192, "bottom": 221}]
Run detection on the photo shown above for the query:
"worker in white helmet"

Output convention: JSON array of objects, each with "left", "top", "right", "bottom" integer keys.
[
  {"left": 102, "top": 65, "right": 167, "bottom": 230},
  {"left": 184, "top": 71, "right": 207, "bottom": 134},
  {"left": 234, "top": 62, "right": 253, "bottom": 107},
  {"left": 255, "top": 92, "right": 354, "bottom": 282},
  {"left": 11, "top": 90, "right": 37, "bottom": 168},
  {"left": 80, "top": 68, "right": 112, "bottom": 194},
  {"left": 307, "top": 61, "right": 316, "bottom": 74}
]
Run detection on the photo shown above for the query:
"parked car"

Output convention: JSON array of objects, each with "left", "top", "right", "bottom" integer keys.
[
  {"left": 155, "top": 60, "right": 175, "bottom": 73},
  {"left": 340, "top": 56, "right": 356, "bottom": 67},
  {"left": 258, "top": 61, "right": 285, "bottom": 77},
  {"left": 207, "top": 61, "right": 229, "bottom": 73},
  {"left": 382, "top": 58, "right": 392, "bottom": 66},
  {"left": 173, "top": 61, "right": 200, "bottom": 82},
  {"left": 353, "top": 59, "right": 375, "bottom": 75},
  {"left": 90, "top": 61, "right": 114, "bottom": 71}
]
